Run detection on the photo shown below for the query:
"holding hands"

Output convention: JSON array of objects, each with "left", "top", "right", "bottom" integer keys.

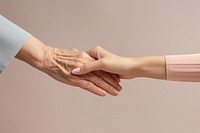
[
  {"left": 2, "top": 15, "right": 199, "bottom": 97},
  {"left": 16, "top": 37, "right": 122, "bottom": 96},
  {"left": 16, "top": 37, "right": 166, "bottom": 96},
  {"left": 72, "top": 46, "right": 139, "bottom": 79}
]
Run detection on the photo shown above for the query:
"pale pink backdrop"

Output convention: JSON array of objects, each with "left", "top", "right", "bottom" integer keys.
[{"left": 1, "top": 0, "right": 200, "bottom": 133}]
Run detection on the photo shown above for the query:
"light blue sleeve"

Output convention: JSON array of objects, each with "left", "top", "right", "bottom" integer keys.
[{"left": 0, "top": 15, "right": 31, "bottom": 73}]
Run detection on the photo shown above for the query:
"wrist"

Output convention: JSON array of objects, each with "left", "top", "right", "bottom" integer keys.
[
  {"left": 131, "top": 56, "right": 166, "bottom": 79},
  {"left": 16, "top": 36, "right": 50, "bottom": 70}
]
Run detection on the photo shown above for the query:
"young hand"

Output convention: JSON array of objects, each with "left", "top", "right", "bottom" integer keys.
[
  {"left": 72, "top": 46, "right": 139, "bottom": 79},
  {"left": 72, "top": 46, "right": 166, "bottom": 80}
]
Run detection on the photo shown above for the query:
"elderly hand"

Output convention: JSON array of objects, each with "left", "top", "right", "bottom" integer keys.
[{"left": 16, "top": 36, "right": 122, "bottom": 96}]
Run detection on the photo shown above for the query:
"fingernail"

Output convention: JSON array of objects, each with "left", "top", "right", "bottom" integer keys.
[
  {"left": 100, "top": 90, "right": 107, "bottom": 96},
  {"left": 113, "top": 90, "right": 119, "bottom": 95},
  {"left": 72, "top": 68, "right": 80, "bottom": 74}
]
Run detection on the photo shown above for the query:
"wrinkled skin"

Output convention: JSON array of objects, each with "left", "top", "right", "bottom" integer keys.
[
  {"left": 41, "top": 47, "right": 122, "bottom": 96},
  {"left": 16, "top": 36, "right": 122, "bottom": 96}
]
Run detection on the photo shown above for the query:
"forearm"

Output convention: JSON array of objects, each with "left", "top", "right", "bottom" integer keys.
[
  {"left": 0, "top": 15, "right": 49, "bottom": 72},
  {"left": 133, "top": 54, "right": 200, "bottom": 82},
  {"left": 133, "top": 56, "right": 166, "bottom": 80}
]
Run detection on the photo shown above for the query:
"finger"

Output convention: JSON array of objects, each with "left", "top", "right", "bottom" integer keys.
[
  {"left": 87, "top": 46, "right": 115, "bottom": 59},
  {"left": 72, "top": 60, "right": 102, "bottom": 75},
  {"left": 110, "top": 73, "right": 121, "bottom": 83},
  {"left": 74, "top": 79, "right": 107, "bottom": 96},
  {"left": 81, "top": 73, "right": 120, "bottom": 96},
  {"left": 72, "top": 46, "right": 114, "bottom": 75},
  {"left": 93, "top": 71, "right": 122, "bottom": 91},
  {"left": 86, "top": 46, "right": 105, "bottom": 60}
]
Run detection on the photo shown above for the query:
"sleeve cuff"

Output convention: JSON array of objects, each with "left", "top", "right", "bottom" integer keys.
[
  {"left": 165, "top": 54, "right": 200, "bottom": 82},
  {"left": 0, "top": 15, "right": 31, "bottom": 73}
]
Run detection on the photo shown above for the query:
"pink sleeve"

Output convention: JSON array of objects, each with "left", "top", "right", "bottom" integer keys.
[{"left": 165, "top": 54, "right": 200, "bottom": 82}]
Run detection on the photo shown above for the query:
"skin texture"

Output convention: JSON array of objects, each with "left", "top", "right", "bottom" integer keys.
[
  {"left": 72, "top": 46, "right": 166, "bottom": 80},
  {"left": 16, "top": 36, "right": 122, "bottom": 96}
]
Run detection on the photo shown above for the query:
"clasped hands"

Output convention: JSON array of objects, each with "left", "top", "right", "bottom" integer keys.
[
  {"left": 17, "top": 36, "right": 128, "bottom": 96},
  {"left": 17, "top": 36, "right": 166, "bottom": 96},
  {"left": 41, "top": 46, "right": 123, "bottom": 96}
]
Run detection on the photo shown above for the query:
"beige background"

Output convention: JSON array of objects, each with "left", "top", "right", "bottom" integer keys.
[{"left": 1, "top": 0, "right": 200, "bottom": 133}]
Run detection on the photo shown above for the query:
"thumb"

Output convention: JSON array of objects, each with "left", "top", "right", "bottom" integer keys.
[{"left": 72, "top": 60, "right": 102, "bottom": 75}]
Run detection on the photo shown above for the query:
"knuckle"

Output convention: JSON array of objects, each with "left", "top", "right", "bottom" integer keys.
[
  {"left": 79, "top": 52, "right": 87, "bottom": 58},
  {"left": 95, "top": 46, "right": 102, "bottom": 50},
  {"left": 79, "top": 52, "right": 91, "bottom": 63},
  {"left": 83, "top": 82, "right": 93, "bottom": 90},
  {"left": 80, "top": 51, "right": 87, "bottom": 56},
  {"left": 95, "top": 78, "right": 102, "bottom": 86},
  {"left": 70, "top": 48, "right": 79, "bottom": 52}
]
